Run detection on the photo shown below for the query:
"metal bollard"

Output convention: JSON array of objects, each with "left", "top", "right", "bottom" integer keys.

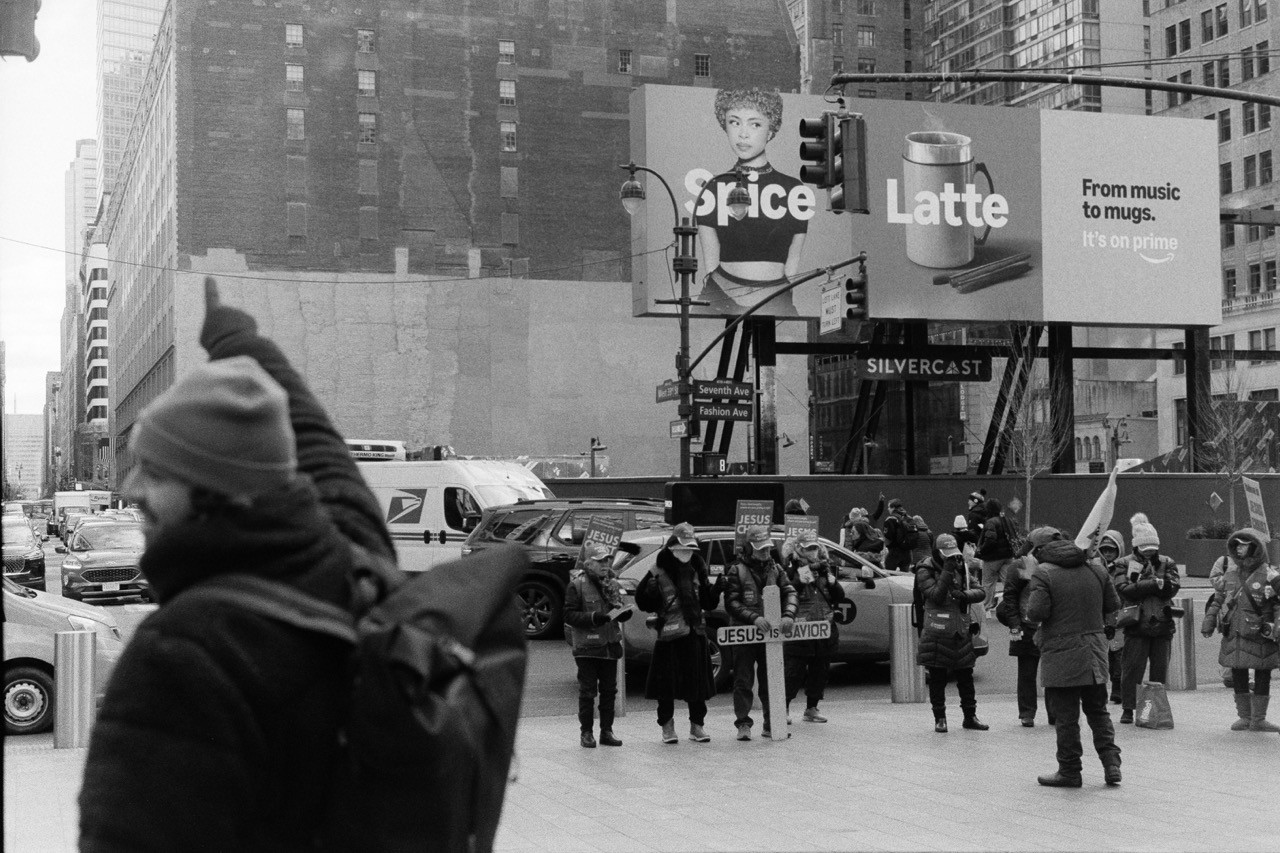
[
  {"left": 1167, "top": 595, "right": 1197, "bottom": 691},
  {"left": 889, "top": 603, "right": 927, "bottom": 703},
  {"left": 54, "top": 630, "right": 96, "bottom": 749}
]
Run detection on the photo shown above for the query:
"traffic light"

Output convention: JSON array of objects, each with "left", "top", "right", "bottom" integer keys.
[
  {"left": 829, "top": 115, "right": 869, "bottom": 214},
  {"left": 0, "top": 0, "right": 41, "bottom": 62},
  {"left": 843, "top": 267, "right": 867, "bottom": 320},
  {"left": 798, "top": 112, "right": 837, "bottom": 189}
]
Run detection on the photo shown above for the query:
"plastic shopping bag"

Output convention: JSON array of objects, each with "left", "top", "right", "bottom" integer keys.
[{"left": 1135, "top": 681, "right": 1174, "bottom": 730}]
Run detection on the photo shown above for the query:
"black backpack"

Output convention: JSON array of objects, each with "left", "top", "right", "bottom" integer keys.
[{"left": 186, "top": 542, "right": 530, "bottom": 853}]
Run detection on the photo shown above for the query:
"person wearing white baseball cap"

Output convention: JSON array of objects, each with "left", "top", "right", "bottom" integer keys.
[{"left": 635, "top": 522, "right": 724, "bottom": 744}]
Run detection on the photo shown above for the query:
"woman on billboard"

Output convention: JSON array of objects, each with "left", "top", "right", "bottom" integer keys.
[{"left": 695, "top": 88, "right": 812, "bottom": 316}]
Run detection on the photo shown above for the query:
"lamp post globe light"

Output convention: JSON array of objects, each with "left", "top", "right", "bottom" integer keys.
[{"left": 619, "top": 162, "right": 750, "bottom": 479}]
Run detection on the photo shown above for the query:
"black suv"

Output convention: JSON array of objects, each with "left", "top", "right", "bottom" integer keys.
[{"left": 461, "top": 497, "right": 667, "bottom": 640}]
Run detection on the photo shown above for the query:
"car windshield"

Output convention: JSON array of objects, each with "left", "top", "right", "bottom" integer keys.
[
  {"left": 74, "top": 524, "right": 145, "bottom": 552},
  {"left": 2, "top": 577, "right": 36, "bottom": 598},
  {"left": 2, "top": 519, "right": 37, "bottom": 548},
  {"left": 482, "top": 509, "right": 553, "bottom": 543},
  {"left": 475, "top": 484, "right": 547, "bottom": 506}
]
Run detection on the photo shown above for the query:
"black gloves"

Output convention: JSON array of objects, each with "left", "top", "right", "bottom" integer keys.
[
  {"left": 591, "top": 612, "right": 608, "bottom": 627},
  {"left": 1104, "top": 625, "right": 1116, "bottom": 640}
]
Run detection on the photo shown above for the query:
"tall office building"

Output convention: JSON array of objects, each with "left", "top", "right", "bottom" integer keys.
[
  {"left": 96, "top": 0, "right": 165, "bottom": 211},
  {"left": 4, "top": 414, "right": 46, "bottom": 498},
  {"left": 65, "top": 140, "right": 99, "bottom": 284},
  {"left": 923, "top": 0, "right": 1149, "bottom": 114},
  {"left": 790, "top": 0, "right": 929, "bottom": 100},
  {"left": 1148, "top": 0, "right": 1278, "bottom": 455}
]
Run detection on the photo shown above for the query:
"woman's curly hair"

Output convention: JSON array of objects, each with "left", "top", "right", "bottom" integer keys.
[{"left": 714, "top": 88, "right": 784, "bottom": 137}]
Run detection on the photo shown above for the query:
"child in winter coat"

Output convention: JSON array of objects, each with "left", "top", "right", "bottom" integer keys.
[
  {"left": 564, "top": 544, "right": 632, "bottom": 748},
  {"left": 1202, "top": 528, "right": 1280, "bottom": 733}
]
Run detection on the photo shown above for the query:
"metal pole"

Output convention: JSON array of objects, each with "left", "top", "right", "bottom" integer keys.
[
  {"left": 889, "top": 603, "right": 926, "bottom": 703},
  {"left": 676, "top": 217, "right": 697, "bottom": 481},
  {"left": 54, "top": 630, "right": 96, "bottom": 748},
  {"left": 1167, "top": 595, "right": 1197, "bottom": 691}
]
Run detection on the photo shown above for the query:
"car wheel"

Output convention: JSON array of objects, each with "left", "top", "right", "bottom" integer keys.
[
  {"left": 518, "top": 580, "right": 563, "bottom": 641},
  {"left": 4, "top": 665, "right": 54, "bottom": 735},
  {"left": 708, "top": 632, "right": 734, "bottom": 691}
]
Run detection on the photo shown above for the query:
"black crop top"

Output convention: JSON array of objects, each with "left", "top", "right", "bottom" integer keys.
[{"left": 695, "top": 167, "right": 812, "bottom": 264}]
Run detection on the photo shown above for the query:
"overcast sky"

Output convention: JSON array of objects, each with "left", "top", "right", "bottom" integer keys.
[{"left": 0, "top": 2, "right": 96, "bottom": 415}]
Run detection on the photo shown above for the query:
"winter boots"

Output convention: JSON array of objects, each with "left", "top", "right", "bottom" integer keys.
[
  {"left": 1250, "top": 695, "right": 1280, "bottom": 733},
  {"left": 1232, "top": 693, "right": 1253, "bottom": 731}
]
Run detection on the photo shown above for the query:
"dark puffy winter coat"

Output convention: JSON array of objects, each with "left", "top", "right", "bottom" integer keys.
[
  {"left": 976, "top": 513, "right": 1016, "bottom": 561},
  {"left": 1000, "top": 555, "right": 1040, "bottom": 658},
  {"left": 1204, "top": 529, "right": 1280, "bottom": 670},
  {"left": 782, "top": 554, "right": 845, "bottom": 656},
  {"left": 636, "top": 545, "right": 722, "bottom": 702},
  {"left": 725, "top": 553, "right": 798, "bottom": 626},
  {"left": 80, "top": 299, "right": 395, "bottom": 852},
  {"left": 915, "top": 555, "right": 985, "bottom": 670},
  {"left": 564, "top": 571, "right": 623, "bottom": 660},
  {"left": 1115, "top": 551, "right": 1181, "bottom": 638},
  {"left": 1025, "top": 540, "right": 1121, "bottom": 688}
]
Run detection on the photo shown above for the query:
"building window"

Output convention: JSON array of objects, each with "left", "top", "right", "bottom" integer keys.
[
  {"left": 832, "top": 23, "right": 844, "bottom": 45},
  {"left": 286, "top": 23, "right": 303, "bottom": 47},
  {"left": 1268, "top": 259, "right": 1278, "bottom": 289},
  {"left": 1249, "top": 261, "right": 1263, "bottom": 290},
  {"left": 1203, "top": 61, "right": 1216, "bottom": 87},
  {"left": 499, "top": 79, "right": 516, "bottom": 105},
  {"left": 1166, "top": 77, "right": 1178, "bottom": 110},
  {"left": 359, "top": 206, "right": 378, "bottom": 240},
  {"left": 1166, "top": 24, "right": 1178, "bottom": 56},
  {"left": 1261, "top": 150, "right": 1273, "bottom": 184},
  {"left": 1243, "top": 45, "right": 1256, "bottom": 80},
  {"left": 1173, "top": 342, "right": 1186, "bottom": 375},
  {"left": 1225, "top": 267, "right": 1238, "bottom": 299},
  {"left": 858, "top": 57, "right": 876, "bottom": 73},
  {"left": 1219, "top": 57, "right": 1231, "bottom": 86},
  {"left": 857, "top": 0, "right": 875, "bottom": 13},
  {"left": 500, "top": 120, "right": 517, "bottom": 152},
  {"left": 498, "top": 39, "right": 515, "bottom": 63},
  {"left": 1244, "top": 101, "right": 1257, "bottom": 133},
  {"left": 1260, "top": 103, "right": 1272, "bottom": 129},
  {"left": 1217, "top": 3, "right": 1230, "bottom": 36},
  {"left": 286, "top": 108, "right": 305, "bottom": 140},
  {"left": 358, "top": 112, "right": 377, "bottom": 144},
  {"left": 1202, "top": 8, "right": 1215, "bottom": 40},
  {"left": 1245, "top": 154, "right": 1258, "bottom": 188},
  {"left": 286, "top": 64, "right": 303, "bottom": 92},
  {"left": 1242, "top": 0, "right": 1255, "bottom": 27},
  {"left": 857, "top": 25, "right": 876, "bottom": 47},
  {"left": 903, "top": 27, "right": 912, "bottom": 49},
  {"left": 1219, "top": 109, "right": 1231, "bottom": 142},
  {"left": 357, "top": 29, "right": 375, "bottom": 53},
  {"left": 287, "top": 202, "right": 306, "bottom": 237},
  {"left": 358, "top": 160, "right": 377, "bottom": 194},
  {"left": 358, "top": 69, "right": 377, "bottom": 97},
  {"left": 500, "top": 166, "right": 518, "bottom": 198},
  {"left": 694, "top": 53, "right": 710, "bottom": 77},
  {"left": 857, "top": 88, "right": 877, "bottom": 98},
  {"left": 1221, "top": 161, "right": 1233, "bottom": 193},
  {"left": 1212, "top": 334, "right": 1236, "bottom": 370},
  {"left": 833, "top": 55, "right": 845, "bottom": 73},
  {"left": 1180, "top": 69, "right": 1193, "bottom": 101},
  {"left": 1258, "top": 40, "right": 1270, "bottom": 74},
  {"left": 1224, "top": 222, "right": 1237, "bottom": 248},
  {"left": 618, "top": 48, "right": 632, "bottom": 73},
  {"left": 904, "top": 58, "right": 913, "bottom": 72}
]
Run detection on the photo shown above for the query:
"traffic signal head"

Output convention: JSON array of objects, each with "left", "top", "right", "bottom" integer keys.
[
  {"left": 829, "top": 115, "right": 869, "bottom": 215},
  {"left": 798, "top": 113, "right": 837, "bottom": 189},
  {"left": 0, "top": 0, "right": 40, "bottom": 62},
  {"left": 843, "top": 268, "right": 867, "bottom": 320}
]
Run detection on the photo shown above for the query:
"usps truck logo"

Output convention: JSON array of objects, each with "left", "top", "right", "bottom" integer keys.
[{"left": 385, "top": 489, "right": 427, "bottom": 525}]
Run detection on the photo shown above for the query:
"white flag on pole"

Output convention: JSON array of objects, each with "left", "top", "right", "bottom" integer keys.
[{"left": 1075, "top": 464, "right": 1120, "bottom": 551}]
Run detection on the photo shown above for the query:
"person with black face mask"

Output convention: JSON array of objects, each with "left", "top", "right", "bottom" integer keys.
[
  {"left": 915, "top": 533, "right": 988, "bottom": 733},
  {"left": 1114, "top": 513, "right": 1181, "bottom": 725}
]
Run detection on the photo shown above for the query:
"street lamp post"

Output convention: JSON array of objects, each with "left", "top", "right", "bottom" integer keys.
[
  {"left": 619, "top": 162, "right": 748, "bottom": 480},
  {"left": 588, "top": 437, "right": 607, "bottom": 478}
]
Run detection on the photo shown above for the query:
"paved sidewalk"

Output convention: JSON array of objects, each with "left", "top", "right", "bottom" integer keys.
[{"left": 7, "top": 685, "right": 1278, "bottom": 853}]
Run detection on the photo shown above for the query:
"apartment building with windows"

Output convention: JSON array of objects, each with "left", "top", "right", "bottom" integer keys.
[
  {"left": 790, "top": 0, "right": 929, "bottom": 99},
  {"left": 103, "top": 0, "right": 802, "bottom": 477},
  {"left": 1149, "top": 0, "right": 1279, "bottom": 456}
]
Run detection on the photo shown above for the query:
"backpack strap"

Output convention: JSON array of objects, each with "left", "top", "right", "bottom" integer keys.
[{"left": 183, "top": 573, "right": 359, "bottom": 646}]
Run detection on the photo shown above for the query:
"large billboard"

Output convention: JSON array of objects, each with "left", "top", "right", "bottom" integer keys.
[{"left": 629, "top": 85, "right": 1220, "bottom": 327}]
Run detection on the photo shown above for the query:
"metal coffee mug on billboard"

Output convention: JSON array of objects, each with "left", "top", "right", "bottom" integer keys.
[{"left": 902, "top": 131, "right": 994, "bottom": 269}]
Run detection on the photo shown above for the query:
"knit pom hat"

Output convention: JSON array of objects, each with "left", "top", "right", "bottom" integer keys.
[
  {"left": 131, "top": 356, "right": 297, "bottom": 497},
  {"left": 1130, "top": 512, "right": 1160, "bottom": 551}
]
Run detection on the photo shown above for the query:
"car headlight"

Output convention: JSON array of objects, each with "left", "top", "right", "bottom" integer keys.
[{"left": 23, "top": 548, "right": 43, "bottom": 561}]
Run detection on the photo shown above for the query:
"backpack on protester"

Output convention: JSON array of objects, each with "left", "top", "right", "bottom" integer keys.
[
  {"left": 184, "top": 542, "right": 530, "bottom": 853},
  {"left": 884, "top": 514, "right": 910, "bottom": 549}
]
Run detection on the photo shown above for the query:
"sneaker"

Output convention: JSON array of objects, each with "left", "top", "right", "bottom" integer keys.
[
  {"left": 689, "top": 723, "right": 710, "bottom": 743},
  {"left": 1120, "top": 710, "right": 1134, "bottom": 725},
  {"left": 580, "top": 731, "right": 597, "bottom": 749},
  {"left": 599, "top": 730, "right": 622, "bottom": 747},
  {"left": 736, "top": 724, "right": 752, "bottom": 741},
  {"left": 660, "top": 720, "right": 678, "bottom": 745},
  {"left": 803, "top": 707, "right": 828, "bottom": 723}
]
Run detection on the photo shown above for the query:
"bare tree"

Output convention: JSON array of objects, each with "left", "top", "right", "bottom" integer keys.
[{"left": 1199, "top": 364, "right": 1280, "bottom": 526}]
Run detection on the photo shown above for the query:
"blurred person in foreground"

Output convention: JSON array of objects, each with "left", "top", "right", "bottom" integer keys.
[
  {"left": 1202, "top": 528, "right": 1280, "bottom": 733},
  {"left": 80, "top": 278, "right": 396, "bottom": 851},
  {"left": 635, "top": 523, "right": 723, "bottom": 744},
  {"left": 1025, "top": 527, "right": 1123, "bottom": 788}
]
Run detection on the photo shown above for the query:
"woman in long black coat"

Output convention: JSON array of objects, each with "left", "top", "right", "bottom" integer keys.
[{"left": 635, "top": 523, "right": 724, "bottom": 744}]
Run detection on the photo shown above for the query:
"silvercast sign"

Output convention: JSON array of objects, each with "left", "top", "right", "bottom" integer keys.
[{"left": 856, "top": 347, "right": 992, "bottom": 382}]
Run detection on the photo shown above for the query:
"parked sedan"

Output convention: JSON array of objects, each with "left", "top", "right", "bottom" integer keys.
[
  {"left": 614, "top": 527, "right": 988, "bottom": 688},
  {"left": 3, "top": 577, "right": 124, "bottom": 734},
  {"left": 57, "top": 521, "right": 152, "bottom": 604},
  {"left": 2, "top": 515, "right": 47, "bottom": 590}
]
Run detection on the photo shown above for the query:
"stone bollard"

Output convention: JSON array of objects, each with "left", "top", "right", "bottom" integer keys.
[
  {"left": 890, "top": 603, "right": 927, "bottom": 703},
  {"left": 54, "top": 630, "right": 96, "bottom": 749},
  {"left": 1167, "top": 595, "right": 1197, "bottom": 691}
]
